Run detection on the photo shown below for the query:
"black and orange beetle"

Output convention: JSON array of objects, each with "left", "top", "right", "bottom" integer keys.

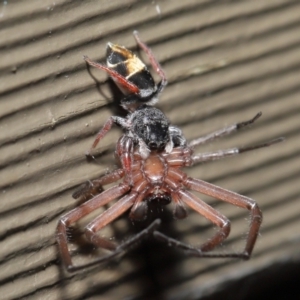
[{"left": 84, "top": 30, "right": 167, "bottom": 112}]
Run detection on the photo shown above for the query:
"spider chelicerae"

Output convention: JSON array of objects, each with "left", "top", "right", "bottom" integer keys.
[{"left": 56, "top": 31, "right": 283, "bottom": 272}]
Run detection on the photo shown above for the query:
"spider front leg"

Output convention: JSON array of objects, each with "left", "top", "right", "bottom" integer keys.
[
  {"left": 86, "top": 115, "right": 130, "bottom": 157},
  {"left": 56, "top": 183, "right": 130, "bottom": 272},
  {"left": 86, "top": 117, "right": 135, "bottom": 185}
]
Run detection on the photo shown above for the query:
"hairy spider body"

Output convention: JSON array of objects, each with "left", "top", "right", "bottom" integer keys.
[{"left": 86, "top": 105, "right": 186, "bottom": 164}]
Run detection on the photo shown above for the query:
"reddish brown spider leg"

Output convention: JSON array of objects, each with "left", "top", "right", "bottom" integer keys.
[
  {"left": 72, "top": 168, "right": 125, "bottom": 200},
  {"left": 86, "top": 115, "right": 133, "bottom": 161},
  {"left": 86, "top": 116, "right": 115, "bottom": 156},
  {"left": 184, "top": 177, "right": 263, "bottom": 259},
  {"left": 72, "top": 218, "right": 161, "bottom": 272},
  {"left": 133, "top": 31, "right": 167, "bottom": 92},
  {"left": 191, "top": 137, "right": 284, "bottom": 163},
  {"left": 172, "top": 192, "right": 188, "bottom": 220},
  {"left": 84, "top": 192, "right": 161, "bottom": 265},
  {"left": 85, "top": 189, "right": 152, "bottom": 246},
  {"left": 89, "top": 169, "right": 125, "bottom": 187},
  {"left": 129, "top": 182, "right": 151, "bottom": 220},
  {"left": 115, "top": 136, "right": 135, "bottom": 185},
  {"left": 178, "top": 189, "right": 231, "bottom": 252},
  {"left": 56, "top": 183, "right": 130, "bottom": 271},
  {"left": 84, "top": 55, "right": 139, "bottom": 94},
  {"left": 188, "top": 112, "right": 263, "bottom": 148},
  {"left": 84, "top": 193, "right": 137, "bottom": 249},
  {"left": 154, "top": 189, "right": 231, "bottom": 254}
]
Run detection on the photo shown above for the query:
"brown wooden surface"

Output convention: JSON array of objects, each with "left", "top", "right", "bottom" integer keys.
[{"left": 1, "top": 1, "right": 300, "bottom": 299}]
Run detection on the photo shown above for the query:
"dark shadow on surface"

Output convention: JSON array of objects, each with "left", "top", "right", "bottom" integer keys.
[{"left": 200, "top": 260, "right": 300, "bottom": 300}]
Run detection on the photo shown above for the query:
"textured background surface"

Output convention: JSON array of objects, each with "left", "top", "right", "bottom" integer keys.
[{"left": 0, "top": 1, "right": 300, "bottom": 299}]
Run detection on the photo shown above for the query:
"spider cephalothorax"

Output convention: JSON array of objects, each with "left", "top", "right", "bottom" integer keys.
[{"left": 85, "top": 104, "right": 186, "bottom": 161}]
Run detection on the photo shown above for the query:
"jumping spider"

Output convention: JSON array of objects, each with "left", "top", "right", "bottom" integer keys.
[{"left": 56, "top": 32, "right": 283, "bottom": 272}]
